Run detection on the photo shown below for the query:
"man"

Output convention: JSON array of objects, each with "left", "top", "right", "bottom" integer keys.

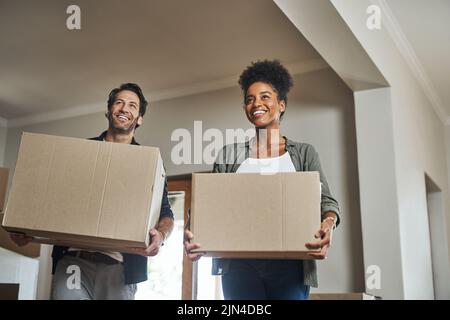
[{"left": 10, "top": 83, "right": 174, "bottom": 300}]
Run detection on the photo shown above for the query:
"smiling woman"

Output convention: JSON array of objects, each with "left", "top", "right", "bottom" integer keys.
[
  {"left": 184, "top": 59, "right": 341, "bottom": 300},
  {"left": 240, "top": 60, "right": 293, "bottom": 126}
]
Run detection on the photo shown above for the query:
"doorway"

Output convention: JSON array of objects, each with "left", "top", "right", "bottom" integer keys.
[{"left": 425, "top": 174, "right": 450, "bottom": 299}]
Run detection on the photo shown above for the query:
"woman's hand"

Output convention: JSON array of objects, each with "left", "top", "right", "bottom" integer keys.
[
  {"left": 305, "top": 217, "right": 336, "bottom": 260},
  {"left": 184, "top": 229, "right": 205, "bottom": 262}
]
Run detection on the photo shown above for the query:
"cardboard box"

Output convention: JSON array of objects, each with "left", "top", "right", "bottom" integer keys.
[
  {"left": 309, "top": 293, "right": 381, "bottom": 300},
  {"left": 190, "top": 172, "right": 321, "bottom": 259},
  {"left": 2, "top": 132, "right": 165, "bottom": 253},
  {"left": 0, "top": 283, "right": 20, "bottom": 300},
  {"left": 0, "top": 168, "right": 41, "bottom": 258}
]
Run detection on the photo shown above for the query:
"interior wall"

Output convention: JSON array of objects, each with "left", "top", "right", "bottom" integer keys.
[
  {"left": 274, "top": 0, "right": 450, "bottom": 300},
  {"left": 3, "top": 67, "right": 364, "bottom": 297},
  {"left": 330, "top": 0, "right": 450, "bottom": 300},
  {"left": 354, "top": 88, "right": 404, "bottom": 299}
]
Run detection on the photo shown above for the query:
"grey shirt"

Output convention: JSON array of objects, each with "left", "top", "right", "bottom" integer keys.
[{"left": 211, "top": 137, "right": 341, "bottom": 287}]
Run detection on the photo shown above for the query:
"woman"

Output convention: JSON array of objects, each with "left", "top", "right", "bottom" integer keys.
[{"left": 184, "top": 60, "right": 340, "bottom": 300}]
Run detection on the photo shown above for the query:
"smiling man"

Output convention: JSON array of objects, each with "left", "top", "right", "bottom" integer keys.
[
  {"left": 10, "top": 83, "right": 174, "bottom": 300},
  {"left": 105, "top": 84, "right": 145, "bottom": 141}
]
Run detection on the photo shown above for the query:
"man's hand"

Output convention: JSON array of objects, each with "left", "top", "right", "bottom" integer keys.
[
  {"left": 184, "top": 229, "right": 204, "bottom": 262},
  {"left": 305, "top": 218, "right": 335, "bottom": 260},
  {"left": 9, "top": 233, "right": 34, "bottom": 247},
  {"left": 131, "top": 229, "right": 165, "bottom": 257}
]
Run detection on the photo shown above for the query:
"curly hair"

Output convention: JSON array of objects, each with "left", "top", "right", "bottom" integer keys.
[
  {"left": 107, "top": 83, "right": 148, "bottom": 117},
  {"left": 238, "top": 59, "right": 293, "bottom": 120}
]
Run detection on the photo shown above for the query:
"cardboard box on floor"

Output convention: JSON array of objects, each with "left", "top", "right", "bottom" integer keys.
[
  {"left": 1, "top": 133, "right": 166, "bottom": 253},
  {"left": 0, "top": 167, "right": 40, "bottom": 258},
  {"left": 190, "top": 172, "right": 321, "bottom": 259},
  {"left": 309, "top": 293, "right": 381, "bottom": 300},
  {"left": 0, "top": 283, "right": 20, "bottom": 300}
]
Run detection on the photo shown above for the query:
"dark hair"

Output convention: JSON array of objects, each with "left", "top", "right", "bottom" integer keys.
[
  {"left": 238, "top": 59, "right": 293, "bottom": 120},
  {"left": 107, "top": 83, "right": 148, "bottom": 117}
]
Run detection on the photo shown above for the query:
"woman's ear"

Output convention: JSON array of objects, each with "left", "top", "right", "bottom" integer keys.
[
  {"left": 280, "top": 100, "right": 286, "bottom": 113},
  {"left": 137, "top": 116, "right": 143, "bottom": 126}
]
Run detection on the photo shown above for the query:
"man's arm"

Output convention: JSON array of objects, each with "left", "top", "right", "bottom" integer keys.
[{"left": 154, "top": 216, "right": 174, "bottom": 245}]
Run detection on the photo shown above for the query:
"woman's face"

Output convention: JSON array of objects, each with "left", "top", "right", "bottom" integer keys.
[{"left": 243, "top": 82, "right": 285, "bottom": 129}]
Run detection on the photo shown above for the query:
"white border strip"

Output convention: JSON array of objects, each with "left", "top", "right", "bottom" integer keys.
[{"left": 5, "top": 59, "right": 328, "bottom": 128}]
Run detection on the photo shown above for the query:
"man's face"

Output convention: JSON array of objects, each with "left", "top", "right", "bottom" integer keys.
[{"left": 108, "top": 90, "right": 143, "bottom": 133}]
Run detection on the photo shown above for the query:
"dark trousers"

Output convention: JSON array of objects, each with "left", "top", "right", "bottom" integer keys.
[{"left": 221, "top": 259, "right": 310, "bottom": 300}]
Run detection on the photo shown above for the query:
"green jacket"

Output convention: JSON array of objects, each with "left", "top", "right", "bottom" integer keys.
[{"left": 211, "top": 137, "right": 341, "bottom": 287}]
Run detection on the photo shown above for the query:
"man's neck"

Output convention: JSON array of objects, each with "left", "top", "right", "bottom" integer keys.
[{"left": 105, "top": 128, "right": 134, "bottom": 144}]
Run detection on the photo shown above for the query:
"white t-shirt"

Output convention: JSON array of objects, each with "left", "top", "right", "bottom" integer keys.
[
  {"left": 237, "top": 152, "right": 296, "bottom": 173},
  {"left": 67, "top": 247, "right": 123, "bottom": 262}
]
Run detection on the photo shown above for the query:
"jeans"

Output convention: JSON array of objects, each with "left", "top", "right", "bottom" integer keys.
[
  {"left": 51, "top": 255, "right": 137, "bottom": 300},
  {"left": 221, "top": 259, "right": 310, "bottom": 300}
]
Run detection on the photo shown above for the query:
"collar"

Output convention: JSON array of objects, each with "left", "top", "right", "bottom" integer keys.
[
  {"left": 243, "top": 136, "right": 295, "bottom": 150},
  {"left": 96, "top": 131, "right": 139, "bottom": 145}
]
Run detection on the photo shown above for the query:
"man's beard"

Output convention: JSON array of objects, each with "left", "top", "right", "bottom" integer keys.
[{"left": 108, "top": 112, "right": 139, "bottom": 134}]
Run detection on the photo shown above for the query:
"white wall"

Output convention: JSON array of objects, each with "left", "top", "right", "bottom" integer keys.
[
  {"left": 274, "top": 0, "right": 450, "bottom": 299},
  {"left": 0, "top": 248, "right": 39, "bottom": 300},
  {"left": 330, "top": 0, "right": 450, "bottom": 299},
  {"left": 446, "top": 125, "right": 450, "bottom": 214},
  {"left": 354, "top": 88, "right": 404, "bottom": 298},
  {"left": 4, "top": 68, "right": 364, "bottom": 297}
]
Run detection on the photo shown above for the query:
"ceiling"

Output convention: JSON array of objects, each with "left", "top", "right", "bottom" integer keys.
[
  {"left": 0, "top": 0, "right": 322, "bottom": 120},
  {"left": 386, "top": 0, "right": 450, "bottom": 122},
  {"left": 1, "top": 0, "right": 448, "bottom": 125}
]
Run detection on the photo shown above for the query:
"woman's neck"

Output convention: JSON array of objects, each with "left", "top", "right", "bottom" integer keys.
[{"left": 252, "top": 127, "right": 286, "bottom": 158}]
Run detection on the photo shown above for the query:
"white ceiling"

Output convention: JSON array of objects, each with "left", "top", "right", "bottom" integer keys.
[
  {"left": 385, "top": 0, "right": 450, "bottom": 122},
  {"left": 1, "top": 0, "right": 448, "bottom": 126},
  {"left": 0, "top": 0, "right": 323, "bottom": 121}
]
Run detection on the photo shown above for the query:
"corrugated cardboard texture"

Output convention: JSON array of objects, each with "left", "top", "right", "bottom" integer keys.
[
  {"left": 191, "top": 172, "right": 321, "bottom": 259},
  {"left": 2, "top": 132, "right": 165, "bottom": 251},
  {"left": 0, "top": 167, "right": 9, "bottom": 212},
  {"left": 30, "top": 236, "right": 143, "bottom": 254},
  {"left": 0, "top": 214, "right": 41, "bottom": 258}
]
